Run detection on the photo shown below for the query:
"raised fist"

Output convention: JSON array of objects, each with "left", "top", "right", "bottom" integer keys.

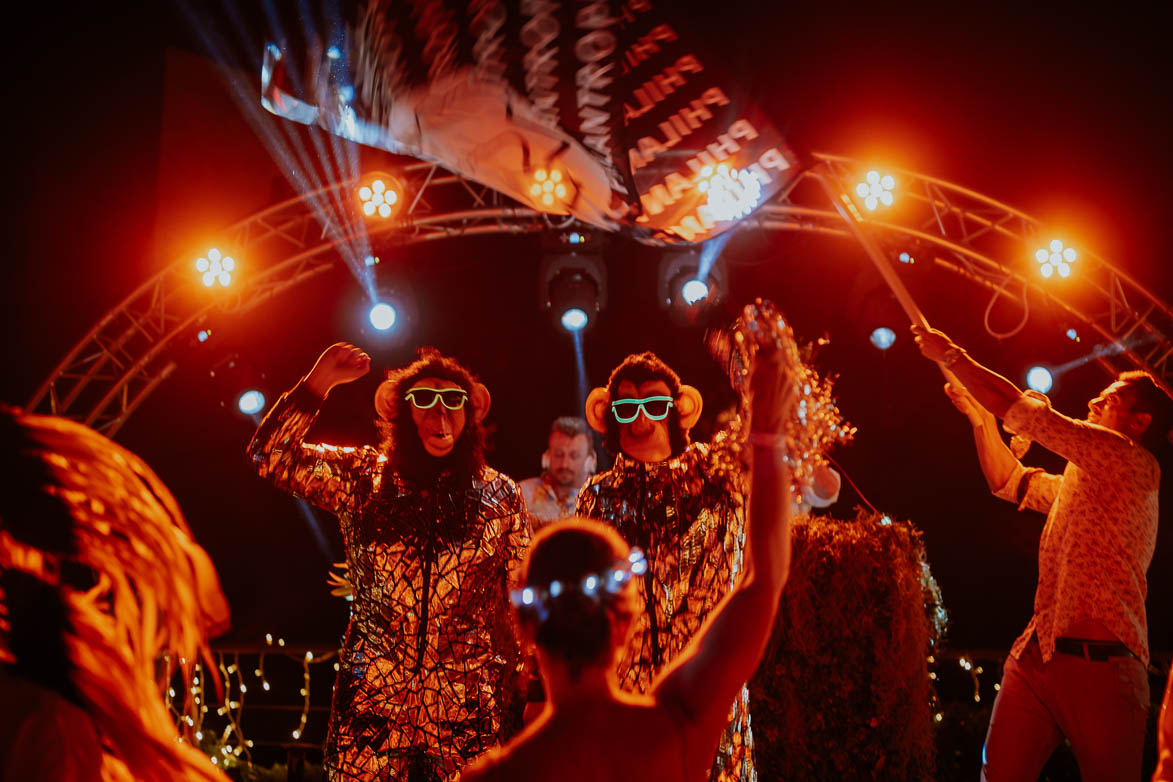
[
  {"left": 746, "top": 305, "right": 797, "bottom": 436},
  {"left": 304, "top": 343, "right": 371, "bottom": 398},
  {"left": 910, "top": 324, "right": 956, "bottom": 364}
]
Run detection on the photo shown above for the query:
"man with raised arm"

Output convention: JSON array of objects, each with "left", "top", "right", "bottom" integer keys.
[
  {"left": 912, "top": 324, "right": 1173, "bottom": 782},
  {"left": 459, "top": 310, "right": 797, "bottom": 782},
  {"left": 248, "top": 344, "right": 529, "bottom": 781}
]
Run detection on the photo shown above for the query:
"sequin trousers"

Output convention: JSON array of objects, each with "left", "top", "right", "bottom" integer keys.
[
  {"left": 248, "top": 383, "right": 530, "bottom": 781},
  {"left": 576, "top": 441, "right": 755, "bottom": 782}
]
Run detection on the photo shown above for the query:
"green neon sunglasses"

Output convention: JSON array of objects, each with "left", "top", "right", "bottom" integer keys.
[
  {"left": 404, "top": 387, "right": 468, "bottom": 410},
  {"left": 610, "top": 395, "right": 674, "bottom": 423}
]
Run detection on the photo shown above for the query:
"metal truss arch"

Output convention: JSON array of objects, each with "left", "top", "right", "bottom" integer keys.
[
  {"left": 27, "top": 164, "right": 551, "bottom": 436},
  {"left": 30, "top": 156, "right": 1173, "bottom": 435}
]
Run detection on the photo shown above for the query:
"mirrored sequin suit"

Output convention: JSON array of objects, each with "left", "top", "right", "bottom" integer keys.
[
  {"left": 248, "top": 384, "right": 529, "bottom": 781},
  {"left": 576, "top": 435, "right": 756, "bottom": 782}
]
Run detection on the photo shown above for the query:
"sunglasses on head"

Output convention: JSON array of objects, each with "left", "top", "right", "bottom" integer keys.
[
  {"left": 610, "top": 395, "right": 674, "bottom": 423},
  {"left": 404, "top": 387, "right": 468, "bottom": 410}
]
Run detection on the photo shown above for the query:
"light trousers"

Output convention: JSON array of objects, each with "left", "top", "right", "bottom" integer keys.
[{"left": 981, "top": 636, "right": 1149, "bottom": 782}]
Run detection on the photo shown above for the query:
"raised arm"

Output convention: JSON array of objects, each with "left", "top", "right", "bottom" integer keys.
[
  {"left": 913, "top": 326, "right": 1144, "bottom": 476},
  {"left": 938, "top": 378, "right": 1065, "bottom": 513},
  {"left": 943, "top": 381, "right": 1022, "bottom": 493},
  {"left": 247, "top": 343, "right": 374, "bottom": 515},
  {"left": 653, "top": 330, "right": 796, "bottom": 740},
  {"left": 911, "top": 325, "right": 1022, "bottom": 419}
]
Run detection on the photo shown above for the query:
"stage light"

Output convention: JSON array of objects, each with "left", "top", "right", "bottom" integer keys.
[
  {"left": 696, "top": 163, "right": 762, "bottom": 221},
  {"left": 681, "top": 279, "right": 710, "bottom": 305},
  {"left": 364, "top": 255, "right": 379, "bottom": 267},
  {"left": 1026, "top": 366, "right": 1053, "bottom": 394},
  {"left": 237, "top": 389, "right": 266, "bottom": 416},
  {"left": 568, "top": 232, "right": 585, "bottom": 244},
  {"left": 855, "top": 170, "right": 896, "bottom": 211},
  {"left": 1034, "top": 239, "right": 1076, "bottom": 279},
  {"left": 659, "top": 250, "right": 726, "bottom": 325},
  {"left": 197, "top": 329, "right": 211, "bottom": 343},
  {"left": 359, "top": 178, "right": 400, "bottom": 218},
  {"left": 561, "top": 308, "right": 588, "bottom": 332},
  {"left": 542, "top": 259, "right": 604, "bottom": 333},
  {"left": 869, "top": 327, "right": 896, "bottom": 350},
  {"left": 548, "top": 269, "right": 599, "bottom": 333},
  {"left": 531, "top": 168, "right": 570, "bottom": 210},
  {"left": 369, "top": 302, "right": 397, "bottom": 331},
  {"left": 540, "top": 247, "right": 605, "bottom": 333},
  {"left": 1066, "top": 328, "right": 1080, "bottom": 341},
  {"left": 195, "top": 248, "right": 235, "bottom": 287},
  {"left": 898, "top": 251, "right": 914, "bottom": 264}
]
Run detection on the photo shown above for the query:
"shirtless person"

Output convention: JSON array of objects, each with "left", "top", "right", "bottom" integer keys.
[{"left": 460, "top": 322, "right": 796, "bottom": 782}]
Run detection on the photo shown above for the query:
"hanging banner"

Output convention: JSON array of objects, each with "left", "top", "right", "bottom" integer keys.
[{"left": 260, "top": 0, "right": 798, "bottom": 244}]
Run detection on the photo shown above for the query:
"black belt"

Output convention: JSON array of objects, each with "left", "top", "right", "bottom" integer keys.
[{"left": 1054, "top": 636, "right": 1136, "bottom": 662}]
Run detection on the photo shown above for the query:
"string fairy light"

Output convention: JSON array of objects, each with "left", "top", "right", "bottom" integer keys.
[{"left": 164, "top": 637, "right": 339, "bottom": 768}]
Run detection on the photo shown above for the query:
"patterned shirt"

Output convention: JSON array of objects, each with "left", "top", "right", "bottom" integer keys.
[
  {"left": 997, "top": 392, "right": 1159, "bottom": 665},
  {"left": 248, "top": 382, "right": 530, "bottom": 780},
  {"left": 518, "top": 476, "right": 581, "bottom": 530}
]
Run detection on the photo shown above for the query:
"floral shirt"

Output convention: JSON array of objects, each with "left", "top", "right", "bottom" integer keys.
[
  {"left": 517, "top": 476, "right": 580, "bottom": 531},
  {"left": 997, "top": 392, "right": 1159, "bottom": 665}
]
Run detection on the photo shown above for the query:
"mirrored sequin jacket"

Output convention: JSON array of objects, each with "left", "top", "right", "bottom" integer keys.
[
  {"left": 576, "top": 435, "right": 756, "bottom": 781},
  {"left": 575, "top": 440, "right": 744, "bottom": 690},
  {"left": 248, "top": 383, "right": 529, "bottom": 781}
]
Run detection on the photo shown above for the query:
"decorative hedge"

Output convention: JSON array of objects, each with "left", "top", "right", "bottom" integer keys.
[{"left": 750, "top": 510, "right": 947, "bottom": 781}]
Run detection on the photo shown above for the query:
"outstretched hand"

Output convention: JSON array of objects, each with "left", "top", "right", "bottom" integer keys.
[
  {"left": 305, "top": 342, "right": 371, "bottom": 398},
  {"left": 748, "top": 313, "right": 798, "bottom": 436},
  {"left": 910, "top": 324, "right": 957, "bottom": 364}
]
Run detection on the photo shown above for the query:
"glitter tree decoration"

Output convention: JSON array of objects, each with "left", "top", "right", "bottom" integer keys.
[{"left": 707, "top": 298, "right": 856, "bottom": 493}]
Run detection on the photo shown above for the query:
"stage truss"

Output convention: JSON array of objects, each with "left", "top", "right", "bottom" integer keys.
[{"left": 29, "top": 154, "right": 1173, "bottom": 436}]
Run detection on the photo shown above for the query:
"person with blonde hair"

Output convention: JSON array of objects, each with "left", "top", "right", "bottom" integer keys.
[{"left": 0, "top": 406, "right": 230, "bottom": 782}]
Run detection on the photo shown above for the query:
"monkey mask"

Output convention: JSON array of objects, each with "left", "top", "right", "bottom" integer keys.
[{"left": 585, "top": 352, "right": 703, "bottom": 463}]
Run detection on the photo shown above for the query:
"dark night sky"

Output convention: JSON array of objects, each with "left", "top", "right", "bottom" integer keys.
[{"left": 4, "top": 1, "right": 1173, "bottom": 652}]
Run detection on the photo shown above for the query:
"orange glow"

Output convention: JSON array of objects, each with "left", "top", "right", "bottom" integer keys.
[
  {"left": 530, "top": 167, "right": 572, "bottom": 212},
  {"left": 196, "top": 248, "right": 235, "bottom": 287},
  {"left": 358, "top": 175, "right": 404, "bottom": 220},
  {"left": 1034, "top": 239, "right": 1076, "bottom": 279},
  {"left": 856, "top": 170, "right": 896, "bottom": 211},
  {"left": 694, "top": 161, "right": 763, "bottom": 220}
]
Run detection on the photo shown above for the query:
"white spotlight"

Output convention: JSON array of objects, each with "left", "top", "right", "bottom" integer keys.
[
  {"left": 681, "top": 279, "right": 710, "bottom": 305},
  {"left": 869, "top": 327, "right": 896, "bottom": 350},
  {"left": 237, "top": 389, "right": 266, "bottom": 416},
  {"left": 561, "top": 308, "right": 588, "bottom": 332},
  {"left": 1026, "top": 366, "right": 1053, "bottom": 394},
  {"left": 369, "top": 302, "right": 397, "bottom": 331}
]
